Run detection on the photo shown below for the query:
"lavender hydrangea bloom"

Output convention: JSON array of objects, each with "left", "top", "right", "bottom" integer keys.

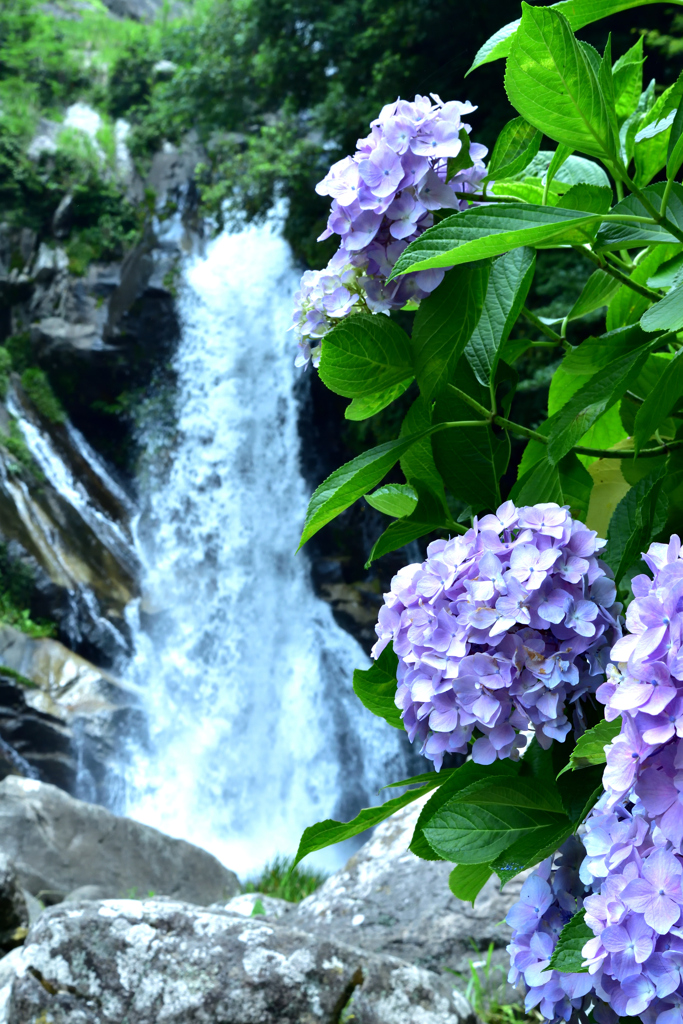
[
  {"left": 578, "top": 789, "right": 683, "bottom": 1022},
  {"left": 292, "top": 93, "right": 487, "bottom": 367},
  {"left": 372, "top": 501, "right": 621, "bottom": 769},
  {"left": 598, "top": 536, "right": 683, "bottom": 807},
  {"left": 505, "top": 838, "right": 600, "bottom": 1022}
]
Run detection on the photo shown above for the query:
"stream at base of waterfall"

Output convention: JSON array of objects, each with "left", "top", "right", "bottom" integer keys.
[{"left": 121, "top": 221, "right": 412, "bottom": 877}]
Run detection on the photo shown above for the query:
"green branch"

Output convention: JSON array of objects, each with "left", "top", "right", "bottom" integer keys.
[{"left": 572, "top": 246, "right": 661, "bottom": 302}]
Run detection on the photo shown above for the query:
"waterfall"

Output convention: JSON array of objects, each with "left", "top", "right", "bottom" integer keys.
[{"left": 122, "top": 219, "right": 412, "bottom": 876}]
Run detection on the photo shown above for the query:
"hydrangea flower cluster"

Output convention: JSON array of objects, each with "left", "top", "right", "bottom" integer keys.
[
  {"left": 292, "top": 93, "right": 487, "bottom": 367},
  {"left": 597, "top": 536, "right": 683, "bottom": 806},
  {"left": 505, "top": 837, "right": 601, "bottom": 1022},
  {"left": 372, "top": 501, "right": 622, "bottom": 769},
  {"left": 506, "top": 537, "right": 683, "bottom": 1023}
]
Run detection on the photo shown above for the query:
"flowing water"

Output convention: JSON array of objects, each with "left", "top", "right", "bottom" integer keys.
[{"left": 120, "top": 221, "right": 411, "bottom": 876}]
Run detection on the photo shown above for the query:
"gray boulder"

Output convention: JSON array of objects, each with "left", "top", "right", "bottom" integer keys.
[
  {"left": 292, "top": 797, "right": 525, "bottom": 975},
  {"left": 0, "top": 776, "right": 239, "bottom": 905},
  {"left": 1, "top": 898, "right": 476, "bottom": 1024}
]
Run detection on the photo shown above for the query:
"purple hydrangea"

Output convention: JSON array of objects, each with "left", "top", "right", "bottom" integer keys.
[
  {"left": 505, "top": 837, "right": 600, "bottom": 1022},
  {"left": 578, "top": 787, "right": 683, "bottom": 1022},
  {"left": 372, "top": 501, "right": 622, "bottom": 769},
  {"left": 598, "top": 536, "right": 683, "bottom": 806},
  {"left": 292, "top": 93, "right": 487, "bottom": 367}
]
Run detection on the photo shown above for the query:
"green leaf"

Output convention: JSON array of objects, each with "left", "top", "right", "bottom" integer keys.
[
  {"left": 410, "top": 759, "right": 518, "bottom": 862},
  {"left": 668, "top": 101, "right": 683, "bottom": 179},
  {"left": 399, "top": 396, "right": 448, "bottom": 501},
  {"left": 365, "top": 482, "right": 450, "bottom": 567},
  {"left": 464, "top": 248, "right": 536, "bottom": 386},
  {"left": 352, "top": 644, "right": 403, "bottom": 730},
  {"left": 546, "top": 339, "right": 655, "bottom": 464},
  {"left": 292, "top": 780, "right": 442, "bottom": 868},
  {"left": 634, "top": 349, "right": 683, "bottom": 453},
  {"left": 648, "top": 251, "right": 683, "bottom": 289},
  {"left": 558, "top": 452, "right": 594, "bottom": 520},
  {"left": 319, "top": 315, "right": 413, "bottom": 398},
  {"left": 620, "top": 78, "right": 657, "bottom": 167},
  {"left": 552, "top": 154, "right": 611, "bottom": 189},
  {"left": 423, "top": 776, "right": 570, "bottom": 865},
  {"left": 641, "top": 283, "right": 683, "bottom": 333},
  {"left": 634, "top": 71, "right": 683, "bottom": 187},
  {"left": 605, "top": 465, "right": 669, "bottom": 583},
  {"left": 364, "top": 483, "right": 418, "bottom": 518},
  {"left": 504, "top": 5, "right": 616, "bottom": 161},
  {"left": 557, "top": 762, "right": 605, "bottom": 823},
  {"left": 556, "top": 183, "right": 613, "bottom": 216},
  {"left": 544, "top": 144, "right": 573, "bottom": 192},
  {"left": 613, "top": 35, "right": 645, "bottom": 125},
  {"left": 432, "top": 368, "right": 509, "bottom": 511},
  {"left": 484, "top": 116, "right": 542, "bottom": 182},
  {"left": 446, "top": 127, "right": 474, "bottom": 180},
  {"left": 491, "top": 821, "right": 575, "bottom": 887},
  {"left": 489, "top": 177, "right": 566, "bottom": 205},
  {"left": 345, "top": 378, "right": 413, "bottom": 421},
  {"left": 449, "top": 863, "right": 492, "bottom": 904},
  {"left": 558, "top": 718, "right": 622, "bottom": 775},
  {"left": 390, "top": 204, "right": 602, "bottom": 279},
  {"left": 467, "top": 1, "right": 683, "bottom": 74},
  {"left": 510, "top": 457, "right": 563, "bottom": 507},
  {"left": 567, "top": 270, "right": 621, "bottom": 321},
  {"left": 595, "top": 182, "right": 683, "bottom": 252},
  {"left": 411, "top": 262, "right": 490, "bottom": 400},
  {"left": 548, "top": 910, "right": 592, "bottom": 974},
  {"left": 384, "top": 770, "right": 454, "bottom": 790},
  {"left": 549, "top": 324, "right": 653, "bottom": 414},
  {"left": 607, "top": 244, "right": 682, "bottom": 329},
  {"left": 299, "top": 430, "right": 435, "bottom": 549}
]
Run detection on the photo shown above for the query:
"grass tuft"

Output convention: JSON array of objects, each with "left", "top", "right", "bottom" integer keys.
[{"left": 243, "top": 855, "right": 327, "bottom": 904}]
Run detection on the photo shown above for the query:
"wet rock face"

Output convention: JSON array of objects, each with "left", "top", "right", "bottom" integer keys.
[
  {"left": 0, "top": 675, "right": 75, "bottom": 793},
  {"left": 3, "top": 899, "right": 476, "bottom": 1024},
  {"left": 0, "top": 776, "right": 240, "bottom": 906},
  {"left": 0, "top": 855, "right": 28, "bottom": 956}
]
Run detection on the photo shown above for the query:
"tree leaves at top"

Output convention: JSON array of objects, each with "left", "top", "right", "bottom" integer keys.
[
  {"left": 504, "top": 5, "right": 617, "bottom": 161},
  {"left": 467, "top": 0, "right": 683, "bottom": 74}
]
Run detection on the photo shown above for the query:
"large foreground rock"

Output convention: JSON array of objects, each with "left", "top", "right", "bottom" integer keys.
[
  {"left": 0, "top": 899, "right": 476, "bottom": 1024},
  {"left": 292, "top": 798, "right": 525, "bottom": 975},
  {"left": 0, "top": 776, "right": 239, "bottom": 905}
]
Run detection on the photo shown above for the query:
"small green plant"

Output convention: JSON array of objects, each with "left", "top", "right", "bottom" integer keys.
[
  {"left": 2, "top": 417, "right": 42, "bottom": 480},
  {"left": 456, "top": 944, "right": 540, "bottom": 1024},
  {"left": 20, "top": 369, "right": 66, "bottom": 424},
  {"left": 243, "top": 855, "right": 327, "bottom": 903},
  {"left": 0, "top": 544, "right": 56, "bottom": 639}
]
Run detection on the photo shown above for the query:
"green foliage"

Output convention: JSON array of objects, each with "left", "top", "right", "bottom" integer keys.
[
  {"left": 352, "top": 644, "right": 403, "bottom": 729},
  {"left": 243, "top": 855, "right": 327, "bottom": 903},
  {"left": 548, "top": 910, "right": 592, "bottom": 973},
  {"left": 0, "top": 543, "right": 56, "bottom": 639},
  {"left": 20, "top": 369, "right": 65, "bottom": 424},
  {"left": 557, "top": 718, "right": 622, "bottom": 774}
]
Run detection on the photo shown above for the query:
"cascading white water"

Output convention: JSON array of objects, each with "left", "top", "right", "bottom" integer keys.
[{"left": 123, "top": 220, "right": 411, "bottom": 876}]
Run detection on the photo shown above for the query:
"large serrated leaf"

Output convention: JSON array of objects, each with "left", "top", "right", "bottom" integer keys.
[
  {"left": 364, "top": 484, "right": 418, "bottom": 519},
  {"left": 411, "top": 262, "right": 490, "bottom": 399},
  {"left": 345, "top": 378, "right": 413, "bottom": 421},
  {"left": 504, "top": 5, "right": 616, "bottom": 161},
  {"left": 464, "top": 248, "right": 536, "bottom": 386},
  {"left": 319, "top": 315, "right": 413, "bottom": 398},
  {"left": 365, "top": 482, "right": 449, "bottom": 567},
  {"left": 293, "top": 780, "right": 443, "bottom": 868},
  {"left": 389, "top": 204, "right": 601, "bottom": 279},
  {"left": 423, "top": 777, "right": 570, "bottom": 865}
]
